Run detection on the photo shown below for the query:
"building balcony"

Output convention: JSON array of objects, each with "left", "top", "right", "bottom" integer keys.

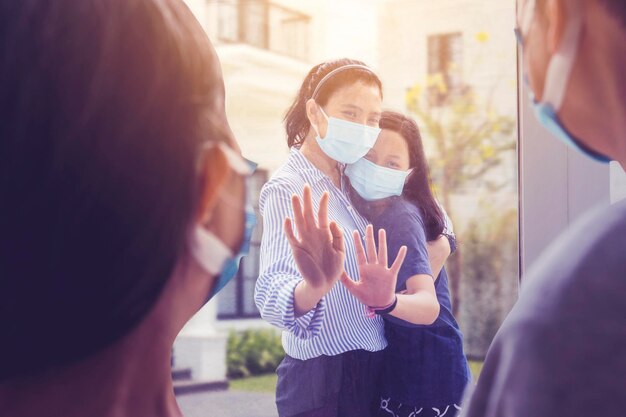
[{"left": 202, "top": 0, "right": 311, "bottom": 63}]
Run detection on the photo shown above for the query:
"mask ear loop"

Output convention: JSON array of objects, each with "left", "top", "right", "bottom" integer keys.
[
  {"left": 190, "top": 226, "right": 232, "bottom": 276},
  {"left": 541, "top": 0, "right": 583, "bottom": 110},
  {"left": 191, "top": 142, "right": 252, "bottom": 276},
  {"left": 310, "top": 102, "right": 329, "bottom": 138}
]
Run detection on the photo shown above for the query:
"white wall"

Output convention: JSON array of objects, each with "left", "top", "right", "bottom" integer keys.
[
  {"left": 377, "top": 0, "right": 517, "bottom": 113},
  {"left": 518, "top": 64, "right": 611, "bottom": 276}
]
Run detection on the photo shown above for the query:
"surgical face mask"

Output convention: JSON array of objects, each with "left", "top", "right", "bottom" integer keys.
[
  {"left": 190, "top": 144, "right": 257, "bottom": 302},
  {"left": 312, "top": 106, "right": 381, "bottom": 164},
  {"left": 517, "top": 0, "right": 611, "bottom": 163},
  {"left": 345, "top": 157, "right": 411, "bottom": 201}
]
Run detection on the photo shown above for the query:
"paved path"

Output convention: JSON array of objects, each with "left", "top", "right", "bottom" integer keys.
[{"left": 178, "top": 390, "right": 278, "bottom": 417}]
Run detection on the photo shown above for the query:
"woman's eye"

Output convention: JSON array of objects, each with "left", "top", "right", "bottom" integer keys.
[
  {"left": 387, "top": 162, "right": 400, "bottom": 169},
  {"left": 342, "top": 111, "right": 357, "bottom": 119}
]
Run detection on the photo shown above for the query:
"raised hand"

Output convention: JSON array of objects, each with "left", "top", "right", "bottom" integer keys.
[
  {"left": 340, "top": 225, "right": 407, "bottom": 308},
  {"left": 284, "top": 184, "right": 346, "bottom": 296}
]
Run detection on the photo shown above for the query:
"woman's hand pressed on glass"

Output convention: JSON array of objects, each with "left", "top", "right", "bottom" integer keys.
[
  {"left": 284, "top": 185, "right": 346, "bottom": 308},
  {"left": 340, "top": 225, "right": 407, "bottom": 308}
]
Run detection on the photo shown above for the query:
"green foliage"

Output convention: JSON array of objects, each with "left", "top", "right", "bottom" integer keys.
[
  {"left": 227, "top": 329, "right": 285, "bottom": 379},
  {"left": 406, "top": 81, "right": 516, "bottom": 197},
  {"left": 459, "top": 204, "right": 519, "bottom": 358},
  {"left": 405, "top": 69, "right": 517, "bottom": 317}
]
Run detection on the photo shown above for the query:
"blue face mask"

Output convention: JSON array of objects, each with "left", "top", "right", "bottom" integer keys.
[
  {"left": 517, "top": 0, "right": 610, "bottom": 163},
  {"left": 533, "top": 102, "right": 611, "bottom": 163},
  {"left": 345, "top": 157, "right": 411, "bottom": 201},
  {"left": 191, "top": 144, "right": 257, "bottom": 302},
  {"left": 312, "top": 106, "right": 381, "bottom": 164}
]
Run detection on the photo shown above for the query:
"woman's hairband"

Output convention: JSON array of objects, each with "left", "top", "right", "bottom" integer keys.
[{"left": 310, "top": 64, "right": 377, "bottom": 100}]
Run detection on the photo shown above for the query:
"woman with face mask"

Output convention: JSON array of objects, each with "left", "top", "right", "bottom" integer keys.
[
  {"left": 0, "top": 1, "right": 252, "bottom": 416},
  {"left": 254, "top": 61, "right": 451, "bottom": 417},
  {"left": 342, "top": 111, "right": 471, "bottom": 417}
]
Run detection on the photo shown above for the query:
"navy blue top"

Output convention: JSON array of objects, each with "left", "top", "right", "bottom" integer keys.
[{"left": 350, "top": 192, "right": 471, "bottom": 405}]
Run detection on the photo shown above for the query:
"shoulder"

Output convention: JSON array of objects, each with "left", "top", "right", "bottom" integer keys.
[
  {"left": 377, "top": 198, "right": 425, "bottom": 230},
  {"left": 519, "top": 199, "right": 626, "bottom": 317},
  {"left": 464, "top": 201, "right": 626, "bottom": 416},
  {"left": 472, "top": 201, "right": 626, "bottom": 412},
  {"left": 259, "top": 157, "right": 308, "bottom": 210},
  {"left": 374, "top": 198, "right": 427, "bottom": 249}
]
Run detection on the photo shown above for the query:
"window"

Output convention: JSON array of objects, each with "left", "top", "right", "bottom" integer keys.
[
  {"left": 427, "top": 32, "right": 464, "bottom": 106},
  {"left": 217, "top": 168, "right": 268, "bottom": 319},
  {"left": 215, "top": 0, "right": 310, "bottom": 61}
]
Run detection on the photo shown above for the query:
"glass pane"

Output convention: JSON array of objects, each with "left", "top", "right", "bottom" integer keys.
[{"left": 187, "top": 0, "right": 519, "bottom": 381}]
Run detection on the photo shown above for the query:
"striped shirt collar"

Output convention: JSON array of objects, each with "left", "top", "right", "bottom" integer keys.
[{"left": 288, "top": 147, "right": 336, "bottom": 185}]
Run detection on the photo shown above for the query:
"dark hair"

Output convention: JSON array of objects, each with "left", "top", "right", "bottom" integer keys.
[
  {"left": 284, "top": 59, "right": 383, "bottom": 148},
  {"left": 379, "top": 111, "right": 446, "bottom": 241},
  {"left": 0, "top": 0, "right": 218, "bottom": 380}
]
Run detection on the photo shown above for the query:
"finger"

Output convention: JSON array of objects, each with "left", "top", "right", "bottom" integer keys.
[
  {"left": 318, "top": 191, "right": 330, "bottom": 229},
  {"left": 365, "top": 224, "right": 377, "bottom": 264},
  {"left": 330, "top": 221, "right": 345, "bottom": 253},
  {"left": 340, "top": 271, "right": 360, "bottom": 294},
  {"left": 291, "top": 194, "right": 307, "bottom": 234},
  {"left": 390, "top": 245, "right": 408, "bottom": 275},
  {"left": 283, "top": 217, "right": 299, "bottom": 246},
  {"left": 302, "top": 184, "right": 316, "bottom": 227},
  {"left": 378, "top": 228, "right": 388, "bottom": 267},
  {"left": 352, "top": 230, "right": 367, "bottom": 265}
]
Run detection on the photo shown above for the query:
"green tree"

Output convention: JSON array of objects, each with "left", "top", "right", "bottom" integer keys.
[{"left": 404, "top": 69, "right": 516, "bottom": 316}]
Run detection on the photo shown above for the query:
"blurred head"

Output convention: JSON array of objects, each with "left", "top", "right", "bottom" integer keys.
[
  {"left": 0, "top": 0, "right": 246, "bottom": 381},
  {"left": 284, "top": 59, "right": 383, "bottom": 149},
  {"left": 374, "top": 112, "right": 445, "bottom": 241},
  {"left": 516, "top": 0, "right": 626, "bottom": 163}
]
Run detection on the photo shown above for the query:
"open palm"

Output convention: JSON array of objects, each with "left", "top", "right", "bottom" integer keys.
[
  {"left": 341, "top": 225, "right": 407, "bottom": 308},
  {"left": 284, "top": 185, "right": 345, "bottom": 294}
]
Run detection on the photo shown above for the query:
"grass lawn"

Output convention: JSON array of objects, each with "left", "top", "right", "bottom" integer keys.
[
  {"left": 230, "top": 373, "right": 278, "bottom": 393},
  {"left": 230, "top": 360, "right": 484, "bottom": 393}
]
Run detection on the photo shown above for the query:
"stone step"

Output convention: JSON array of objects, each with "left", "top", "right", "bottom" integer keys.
[
  {"left": 174, "top": 379, "right": 229, "bottom": 396},
  {"left": 171, "top": 367, "right": 192, "bottom": 381}
]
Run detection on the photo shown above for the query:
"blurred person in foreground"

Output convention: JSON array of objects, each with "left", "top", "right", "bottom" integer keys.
[
  {"left": 0, "top": 1, "right": 255, "bottom": 416},
  {"left": 461, "top": 0, "right": 626, "bottom": 416}
]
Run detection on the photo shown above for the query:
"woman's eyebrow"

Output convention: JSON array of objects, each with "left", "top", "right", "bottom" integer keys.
[{"left": 341, "top": 104, "right": 363, "bottom": 111}]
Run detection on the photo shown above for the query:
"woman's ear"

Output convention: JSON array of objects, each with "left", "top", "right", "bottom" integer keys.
[
  {"left": 196, "top": 145, "right": 230, "bottom": 225},
  {"left": 546, "top": 0, "right": 567, "bottom": 54},
  {"left": 306, "top": 99, "right": 320, "bottom": 126},
  {"left": 306, "top": 98, "right": 326, "bottom": 138}
]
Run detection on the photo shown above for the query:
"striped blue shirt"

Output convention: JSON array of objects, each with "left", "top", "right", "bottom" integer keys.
[{"left": 254, "top": 148, "right": 387, "bottom": 360}]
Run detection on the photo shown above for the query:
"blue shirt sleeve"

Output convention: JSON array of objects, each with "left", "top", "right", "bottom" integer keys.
[{"left": 374, "top": 200, "right": 433, "bottom": 291}]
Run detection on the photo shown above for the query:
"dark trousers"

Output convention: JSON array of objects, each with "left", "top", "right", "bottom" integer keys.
[{"left": 275, "top": 349, "right": 384, "bottom": 417}]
